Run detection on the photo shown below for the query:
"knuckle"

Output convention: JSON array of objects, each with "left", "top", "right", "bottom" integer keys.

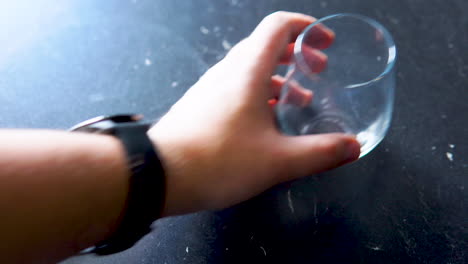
[
  {"left": 268, "top": 11, "right": 290, "bottom": 19},
  {"left": 264, "top": 11, "right": 292, "bottom": 25},
  {"left": 227, "top": 38, "right": 249, "bottom": 56}
]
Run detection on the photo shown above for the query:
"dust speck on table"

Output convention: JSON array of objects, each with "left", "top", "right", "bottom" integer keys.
[
  {"left": 222, "top": 39, "right": 232, "bottom": 50},
  {"left": 287, "top": 189, "right": 295, "bottom": 214},
  {"left": 171, "top": 81, "right": 179, "bottom": 88},
  {"left": 144, "top": 58, "right": 152, "bottom": 66},
  {"left": 200, "top": 26, "right": 210, "bottom": 35},
  {"left": 367, "top": 245, "right": 384, "bottom": 251},
  {"left": 446, "top": 152, "right": 454, "bottom": 162},
  {"left": 259, "top": 246, "right": 267, "bottom": 256}
]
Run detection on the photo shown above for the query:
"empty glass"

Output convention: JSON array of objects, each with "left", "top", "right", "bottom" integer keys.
[{"left": 275, "top": 13, "right": 396, "bottom": 157}]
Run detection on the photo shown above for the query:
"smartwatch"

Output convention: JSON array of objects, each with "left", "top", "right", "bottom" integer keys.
[{"left": 70, "top": 114, "right": 165, "bottom": 255}]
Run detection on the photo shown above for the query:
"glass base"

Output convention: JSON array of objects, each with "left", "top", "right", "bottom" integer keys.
[{"left": 298, "top": 114, "right": 385, "bottom": 158}]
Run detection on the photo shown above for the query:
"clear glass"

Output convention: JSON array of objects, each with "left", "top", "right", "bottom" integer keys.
[{"left": 275, "top": 14, "right": 396, "bottom": 157}]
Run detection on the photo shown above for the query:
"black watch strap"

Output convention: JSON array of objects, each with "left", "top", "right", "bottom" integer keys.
[{"left": 71, "top": 115, "right": 165, "bottom": 255}]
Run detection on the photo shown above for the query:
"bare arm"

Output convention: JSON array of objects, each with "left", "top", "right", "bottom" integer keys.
[{"left": 0, "top": 130, "right": 129, "bottom": 263}]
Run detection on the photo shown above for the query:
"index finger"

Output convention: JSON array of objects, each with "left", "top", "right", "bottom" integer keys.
[
  {"left": 279, "top": 23, "right": 335, "bottom": 64},
  {"left": 246, "top": 12, "right": 317, "bottom": 76},
  {"left": 224, "top": 12, "right": 332, "bottom": 101}
]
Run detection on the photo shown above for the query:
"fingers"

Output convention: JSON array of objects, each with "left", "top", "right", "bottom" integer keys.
[
  {"left": 221, "top": 11, "right": 317, "bottom": 101},
  {"left": 247, "top": 11, "right": 317, "bottom": 72},
  {"left": 279, "top": 24, "right": 334, "bottom": 65},
  {"left": 283, "top": 80, "right": 313, "bottom": 107},
  {"left": 278, "top": 43, "right": 295, "bottom": 64},
  {"left": 213, "top": 12, "right": 333, "bottom": 105},
  {"left": 248, "top": 12, "right": 336, "bottom": 69},
  {"left": 274, "top": 133, "right": 360, "bottom": 182},
  {"left": 271, "top": 75, "right": 286, "bottom": 97},
  {"left": 268, "top": 75, "right": 286, "bottom": 107},
  {"left": 303, "top": 23, "right": 335, "bottom": 50},
  {"left": 271, "top": 75, "right": 313, "bottom": 107},
  {"left": 301, "top": 46, "right": 328, "bottom": 73}
]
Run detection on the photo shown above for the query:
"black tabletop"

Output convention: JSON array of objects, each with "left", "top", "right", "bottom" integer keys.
[{"left": 1, "top": 0, "right": 466, "bottom": 263}]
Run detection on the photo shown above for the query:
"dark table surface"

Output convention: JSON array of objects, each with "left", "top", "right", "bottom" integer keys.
[{"left": 1, "top": 0, "right": 467, "bottom": 263}]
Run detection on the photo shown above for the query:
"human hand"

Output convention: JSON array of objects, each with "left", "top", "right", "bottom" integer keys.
[{"left": 148, "top": 11, "right": 360, "bottom": 217}]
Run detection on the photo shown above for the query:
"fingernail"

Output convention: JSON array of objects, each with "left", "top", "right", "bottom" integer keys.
[{"left": 343, "top": 140, "right": 361, "bottom": 164}]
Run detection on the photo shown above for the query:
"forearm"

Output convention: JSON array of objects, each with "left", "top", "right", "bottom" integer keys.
[{"left": 0, "top": 130, "right": 129, "bottom": 263}]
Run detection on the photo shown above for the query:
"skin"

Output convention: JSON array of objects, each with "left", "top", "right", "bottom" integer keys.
[{"left": 0, "top": 12, "right": 360, "bottom": 264}]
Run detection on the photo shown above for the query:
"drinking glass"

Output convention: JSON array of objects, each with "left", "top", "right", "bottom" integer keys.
[{"left": 275, "top": 13, "right": 396, "bottom": 157}]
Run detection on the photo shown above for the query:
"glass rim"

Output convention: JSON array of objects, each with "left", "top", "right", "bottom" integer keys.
[{"left": 294, "top": 13, "right": 397, "bottom": 89}]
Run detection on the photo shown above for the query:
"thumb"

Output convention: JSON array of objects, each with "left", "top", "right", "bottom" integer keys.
[{"left": 277, "top": 133, "right": 361, "bottom": 181}]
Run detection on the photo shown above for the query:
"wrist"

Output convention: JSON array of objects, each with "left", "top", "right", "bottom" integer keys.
[
  {"left": 71, "top": 115, "right": 165, "bottom": 254},
  {"left": 147, "top": 126, "right": 203, "bottom": 217},
  {"left": 147, "top": 130, "right": 179, "bottom": 217}
]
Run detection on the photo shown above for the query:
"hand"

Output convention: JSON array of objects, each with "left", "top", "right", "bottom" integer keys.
[{"left": 148, "top": 11, "right": 360, "bottom": 217}]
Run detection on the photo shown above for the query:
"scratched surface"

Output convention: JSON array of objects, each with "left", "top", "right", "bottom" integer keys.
[{"left": 0, "top": 0, "right": 466, "bottom": 263}]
